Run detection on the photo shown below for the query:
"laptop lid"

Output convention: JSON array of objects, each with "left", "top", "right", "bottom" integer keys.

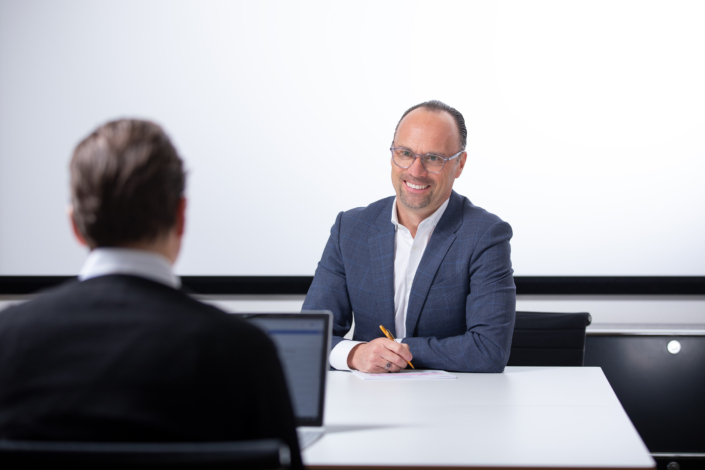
[{"left": 235, "top": 312, "right": 332, "bottom": 427}]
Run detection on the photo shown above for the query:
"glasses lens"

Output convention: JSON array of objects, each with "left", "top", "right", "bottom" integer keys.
[
  {"left": 392, "top": 148, "right": 415, "bottom": 168},
  {"left": 422, "top": 154, "right": 445, "bottom": 172}
]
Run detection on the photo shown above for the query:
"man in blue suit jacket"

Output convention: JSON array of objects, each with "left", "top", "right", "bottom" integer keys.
[{"left": 303, "top": 100, "right": 516, "bottom": 373}]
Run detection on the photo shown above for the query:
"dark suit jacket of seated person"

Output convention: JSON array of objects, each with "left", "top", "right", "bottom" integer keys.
[
  {"left": 0, "top": 119, "right": 302, "bottom": 469},
  {"left": 303, "top": 101, "right": 516, "bottom": 373}
]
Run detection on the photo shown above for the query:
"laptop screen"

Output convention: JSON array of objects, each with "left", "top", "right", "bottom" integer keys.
[{"left": 236, "top": 312, "right": 331, "bottom": 427}]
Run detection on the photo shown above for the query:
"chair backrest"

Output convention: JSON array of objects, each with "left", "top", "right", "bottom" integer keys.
[
  {"left": 507, "top": 311, "right": 592, "bottom": 367},
  {"left": 0, "top": 438, "right": 290, "bottom": 469}
]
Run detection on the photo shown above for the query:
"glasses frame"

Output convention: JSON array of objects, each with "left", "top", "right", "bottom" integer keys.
[{"left": 390, "top": 146, "right": 465, "bottom": 174}]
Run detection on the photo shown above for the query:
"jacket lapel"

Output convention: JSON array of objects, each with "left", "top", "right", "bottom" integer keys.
[
  {"left": 405, "top": 191, "right": 464, "bottom": 336},
  {"left": 368, "top": 198, "right": 397, "bottom": 335}
]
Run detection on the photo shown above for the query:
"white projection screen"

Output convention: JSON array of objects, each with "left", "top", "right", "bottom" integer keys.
[{"left": 1, "top": 0, "right": 704, "bottom": 280}]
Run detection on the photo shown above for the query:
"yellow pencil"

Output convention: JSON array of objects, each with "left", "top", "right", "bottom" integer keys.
[{"left": 379, "top": 325, "right": 414, "bottom": 369}]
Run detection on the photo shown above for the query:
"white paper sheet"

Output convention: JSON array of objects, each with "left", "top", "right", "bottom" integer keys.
[{"left": 352, "top": 370, "right": 457, "bottom": 381}]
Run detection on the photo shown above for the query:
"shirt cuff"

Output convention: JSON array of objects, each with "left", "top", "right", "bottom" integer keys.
[{"left": 329, "top": 340, "right": 366, "bottom": 371}]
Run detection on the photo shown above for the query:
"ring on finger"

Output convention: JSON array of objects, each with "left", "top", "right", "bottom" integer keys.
[{"left": 384, "top": 362, "right": 392, "bottom": 370}]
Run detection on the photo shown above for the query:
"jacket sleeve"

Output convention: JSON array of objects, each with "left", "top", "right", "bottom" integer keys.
[
  {"left": 302, "top": 211, "right": 354, "bottom": 352},
  {"left": 403, "top": 220, "right": 516, "bottom": 372}
]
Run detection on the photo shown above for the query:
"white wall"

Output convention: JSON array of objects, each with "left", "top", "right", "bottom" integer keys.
[
  {"left": 1, "top": 1, "right": 704, "bottom": 325},
  {"left": 2, "top": 0, "right": 705, "bottom": 278},
  {"left": 199, "top": 295, "right": 705, "bottom": 326},
  {"left": 3, "top": 295, "right": 704, "bottom": 328}
]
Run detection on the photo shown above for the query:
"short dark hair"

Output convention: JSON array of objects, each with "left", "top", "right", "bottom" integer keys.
[
  {"left": 393, "top": 100, "right": 467, "bottom": 150},
  {"left": 70, "top": 119, "right": 186, "bottom": 248}
]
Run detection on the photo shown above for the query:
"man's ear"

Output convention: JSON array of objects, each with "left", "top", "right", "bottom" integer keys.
[
  {"left": 67, "top": 206, "right": 89, "bottom": 247},
  {"left": 175, "top": 197, "right": 186, "bottom": 237},
  {"left": 454, "top": 152, "right": 467, "bottom": 179}
]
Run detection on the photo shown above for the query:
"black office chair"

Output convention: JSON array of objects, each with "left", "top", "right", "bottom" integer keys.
[
  {"left": 507, "top": 311, "right": 592, "bottom": 366},
  {"left": 0, "top": 438, "right": 290, "bottom": 469}
]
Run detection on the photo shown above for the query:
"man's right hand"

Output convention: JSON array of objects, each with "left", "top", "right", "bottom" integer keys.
[{"left": 347, "top": 338, "right": 413, "bottom": 373}]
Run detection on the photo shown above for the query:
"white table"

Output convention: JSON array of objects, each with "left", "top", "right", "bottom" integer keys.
[{"left": 303, "top": 367, "right": 655, "bottom": 469}]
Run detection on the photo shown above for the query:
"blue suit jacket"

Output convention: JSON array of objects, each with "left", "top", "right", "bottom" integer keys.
[{"left": 303, "top": 191, "right": 516, "bottom": 372}]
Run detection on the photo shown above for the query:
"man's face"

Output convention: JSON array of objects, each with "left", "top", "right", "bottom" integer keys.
[{"left": 392, "top": 108, "right": 466, "bottom": 218}]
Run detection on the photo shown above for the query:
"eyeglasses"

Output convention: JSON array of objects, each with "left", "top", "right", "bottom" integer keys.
[{"left": 390, "top": 147, "right": 465, "bottom": 174}]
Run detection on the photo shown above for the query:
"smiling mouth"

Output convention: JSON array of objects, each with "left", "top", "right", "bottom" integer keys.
[{"left": 405, "top": 181, "right": 430, "bottom": 190}]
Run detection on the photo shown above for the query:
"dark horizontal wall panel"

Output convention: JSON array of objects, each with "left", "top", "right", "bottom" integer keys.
[
  {"left": 180, "top": 276, "right": 313, "bottom": 295},
  {"left": 2, "top": 276, "right": 705, "bottom": 296},
  {"left": 0, "top": 276, "right": 78, "bottom": 295},
  {"left": 515, "top": 276, "right": 705, "bottom": 295}
]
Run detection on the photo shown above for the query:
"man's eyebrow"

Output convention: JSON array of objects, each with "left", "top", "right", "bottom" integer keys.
[{"left": 393, "top": 144, "right": 448, "bottom": 157}]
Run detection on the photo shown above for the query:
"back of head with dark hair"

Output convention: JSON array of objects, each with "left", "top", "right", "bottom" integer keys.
[
  {"left": 393, "top": 100, "right": 467, "bottom": 150},
  {"left": 70, "top": 119, "right": 185, "bottom": 248}
]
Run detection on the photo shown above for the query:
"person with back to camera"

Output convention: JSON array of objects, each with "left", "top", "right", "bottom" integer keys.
[
  {"left": 0, "top": 119, "right": 302, "bottom": 468},
  {"left": 304, "top": 100, "right": 516, "bottom": 373}
]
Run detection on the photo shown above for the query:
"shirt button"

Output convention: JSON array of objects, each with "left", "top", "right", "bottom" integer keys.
[{"left": 412, "top": 246, "right": 417, "bottom": 251}]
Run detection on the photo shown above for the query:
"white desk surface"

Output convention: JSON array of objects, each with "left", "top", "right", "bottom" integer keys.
[{"left": 303, "top": 367, "right": 654, "bottom": 469}]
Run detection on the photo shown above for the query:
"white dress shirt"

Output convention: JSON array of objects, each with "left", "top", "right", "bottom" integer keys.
[
  {"left": 329, "top": 197, "right": 450, "bottom": 370},
  {"left": 78, "top": 247, "right": 181, "bottom": 289}
]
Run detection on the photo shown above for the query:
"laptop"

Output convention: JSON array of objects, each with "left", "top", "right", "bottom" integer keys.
[{"left": 235, "top": 312, "right": 332, "bottom": 449}]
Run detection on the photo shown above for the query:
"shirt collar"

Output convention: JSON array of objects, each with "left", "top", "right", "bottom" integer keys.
[
  {"left": 78, "top": 247, "right": 181, "bottom": 289},
  {"left": 391, "top": 196, "right": 451, "bottom": 231}
]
